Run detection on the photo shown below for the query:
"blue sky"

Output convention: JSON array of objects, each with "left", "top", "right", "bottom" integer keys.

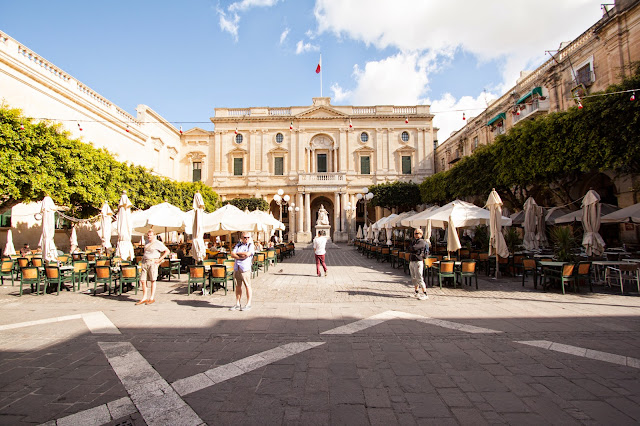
[{"left": 0, "top": 0, "right": 603, "bottom": 139}]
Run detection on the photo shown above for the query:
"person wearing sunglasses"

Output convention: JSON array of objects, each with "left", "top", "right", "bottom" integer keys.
[
  {"left": 229, "top": 233, "right": 255, "bottom": 311},
  {"left": 408, "top": 228, "right": 429, "bottom": 300}
]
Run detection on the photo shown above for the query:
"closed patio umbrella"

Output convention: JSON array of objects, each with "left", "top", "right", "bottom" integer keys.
[
  {"left": 115, "top": 191, "right": 134, "bottom": 261},
  {"left": 3, "top": 229, "right": 16, "bottom": 256},
  {"left": 99, "top": 202, "right": 114, "bottom": 250},
  {"left": 41, "top": 196, "right": 58, "bottom": 263},
  {"left": 190, "top": 192, "right": 206, "bottom": 263},
  {"left": 487, "top": 189, "right": 509, "bottom": 278},
  {"left": 522, "top": 197, "right": 538, "bottom": 250},
  {"left": 356, "top": 225, "right": 363, "bottom": 239},
  {"left": 69, "top": 227, "right": 78, "bottom": 253},
  {"left": 582, "top": 190, "right": 606, "bottom": 257},
  {"left": 535, "top": 205, "right": 548, "bottom": 248},
  {"left": 446, "top": 215, "right": 462, "bottom": 254}
]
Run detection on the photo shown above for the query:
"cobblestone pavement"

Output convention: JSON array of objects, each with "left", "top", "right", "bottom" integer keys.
[{"left": 1, "top": 244, "right": 640, "bottom": 425}]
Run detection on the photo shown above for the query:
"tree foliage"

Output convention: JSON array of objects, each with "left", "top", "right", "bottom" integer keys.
[
  {"left": 368, "top": 181, "right": 422, "bottom": 211},
  {"left": 420, "top": 64, "right": 640, "bottom": 209},
  {"left": 0, "top": 106, "right": 220, "bottom": 216},
  {"left": 223, "top": 197, "right": 269, "bottom": 212}
]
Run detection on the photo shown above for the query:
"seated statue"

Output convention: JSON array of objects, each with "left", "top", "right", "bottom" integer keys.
[{"left": 316, "top": 204, "right": 330, "bottom": 226}]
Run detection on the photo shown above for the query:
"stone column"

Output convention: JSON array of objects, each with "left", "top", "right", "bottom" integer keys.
[
  {"left": 296, "top": 192, "right": 304, "bottom": 241},
  {"left": 334, "top": 192, "right": 341, "bottom": 230},
  {"left": 310, "top": 149, "right": 315, "bottom": 173},
  {"left": 341, "top": 192, "right": 348, "bottom": 232}
]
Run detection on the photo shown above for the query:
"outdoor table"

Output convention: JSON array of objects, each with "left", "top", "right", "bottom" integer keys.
[
  {"left": 591, "top": 260, "right": 628, "bottom": 283},
  {"left": 538, "top": 261, "right": 568, "bottom": 289}
]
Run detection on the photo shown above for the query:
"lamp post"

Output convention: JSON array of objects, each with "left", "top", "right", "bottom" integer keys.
[
  {"left": 344, "top": 201, "right": 357, "bottom": 242},
  {"left": 356, "top": 187, "right": 374, "bottom": 228},
  {"left": 287, "top": 204, "right": 299, "bottom": 242},
  {"left": 273, "top": 189, "right": 290, "bottom": 241}
]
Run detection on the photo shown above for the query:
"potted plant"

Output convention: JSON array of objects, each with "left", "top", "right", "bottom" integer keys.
[
  {"left": 503, "top": 227, "right": 522, "bottom": 254},
  {"left": 550, "top": 226, "right": 577, "bottom": 262}
]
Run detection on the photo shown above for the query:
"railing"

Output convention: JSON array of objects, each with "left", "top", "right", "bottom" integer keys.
[
  {"left": 77, "top": 83, "right": 111, "bottom": 108},
  {"left": 16, "top": 44, "right": 71, "bottom": 84},
  {"left": 298, "top": 173, "right": 346, "bottom": 184},
  {"left": 513, "top": 99, "right": 550, "bottom": 124},
  {"left": 352, "top": 107, "right": 376, "bottom": 115},
  {"left": 227, "top": 109, "right": 251, "bottom": 116},
  {"left": 269, "top": 108, "right": 291, "bottom": 116},
  {"left": 394, "top": 107, "right": 416, "bottom": 115}
]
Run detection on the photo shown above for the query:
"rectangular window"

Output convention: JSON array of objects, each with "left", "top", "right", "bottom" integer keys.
[
  {"left": 274, "top": 157, "right": 284, "bottom": 176},
  {"left": 360, "top": 156, "right": 370, "bottom": 175},
  {"left": 233, "top": 157, "right": 243, "bottom": 176},
  {"left": 402, "top": 156, "right": 411, "bottom": 174},
  {"left": 192, "top": 162, "right": 201, "bottom": 182},
  {"left": 0, "top": 208, "right": 12, "bottom": 227},
  {"left": 576, "top": 63, "right": 592, "bottom": 86},
  {"left": 317, "top": 153, "right": 327, "bottom": 173},
  {"left": 473, "top": 136, "right": 478, "bottom": 150}
]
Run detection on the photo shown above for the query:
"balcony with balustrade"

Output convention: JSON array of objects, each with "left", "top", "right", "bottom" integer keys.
[{"left": 297, "top": 172, "right": 346, "bottom": 185}]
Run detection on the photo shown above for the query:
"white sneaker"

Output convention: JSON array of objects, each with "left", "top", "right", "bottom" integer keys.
[
  {"left": 418, "top": 293, "right": 429, "bottom": 300},
  {"left": 415, "top": 292, "right": 421, "bottom": 299},
  {"left": 229, "top": 305, "right": 241, "bottom": 311},
  {"left": 241, "top": 305, "right": 252, "bottom": 311}
]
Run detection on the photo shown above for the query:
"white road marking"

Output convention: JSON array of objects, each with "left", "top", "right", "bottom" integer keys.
[
  {"left": 0, "top": 311, "right": 120, "bottom": 334},
  {"left": 98, "top": 342, "right": 204, "bottom": 426},
  {"left": 43, "top": 396, "right": 136, "bottom": 426},
  {"left": 516, "top": 340, "right": 640, "bottom": 369}
]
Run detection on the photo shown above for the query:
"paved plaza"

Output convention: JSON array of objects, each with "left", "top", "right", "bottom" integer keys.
[{"left": 1, "top": 244, "right": 640, "bottom": 425}]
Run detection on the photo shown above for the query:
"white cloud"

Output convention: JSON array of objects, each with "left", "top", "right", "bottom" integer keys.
[
  {"left": 330, "top": 83, "right": 351, "bottom": 103},
  {"left": 296, "top": 40, "right": 320, "bottom": 54},
  {"left": 217, "top": 7, "right": 240, "bottom": 41},
  {"left": 279, "top": 28, "right": 290, "bottom": 45},
  {"left": 428, "top": 92, "right": 498, "bottom": 143},
  {"left": 218, "top": 0, "right": 281, "bottom": 40},
  {"left": 229, "top": 0, "right": 280, "bottom": 13}
]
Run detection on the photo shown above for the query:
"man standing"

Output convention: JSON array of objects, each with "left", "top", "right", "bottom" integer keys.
[
  {"left": 313, "top": 230, "right": 328, "bottom": 277},
  {"left": 408, "top": 228, "right": 429, "bottom": 300},
  {"left": 136, "top": 229, "right": 170, "bottom": 305},
  {"left": 229, "top": 232, "right": 255, "bottom": 311}
]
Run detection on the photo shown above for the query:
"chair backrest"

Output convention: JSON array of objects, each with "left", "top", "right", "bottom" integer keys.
[
  {"left": 470, "top": 252, "right": 479, "bottom": 260},
  {"left": 223, "top": 260, "right": 235, "bottom": 271},
  {"left": 461, "top": 261, "right": 476, "bottom": 273},
  {"left": 96, "top": 259, "right": 110, "bottom": 267},
  {"left": 523, "top": 258, "right": 537, "bottom": 270},
  {"left": 619, "top": 263, "right": 639, "bottom": 273},
  {"left": 513, "top": 255, "right": 524, "bottom": 264},
  {"left": 267, "top": 250, "right": 275, "bottom": 259},
  {"left": 459, "top": 249, "right": 470, "bottom": 258},
  {"left": 424, "top": 257, "right": 438, "bottom": 268},
  {"left": 95, "top": 266, "right": 111, "bottom": 279},
  {"left": 577, "top": 262, "right": 591, "bottom": 275},
  {"left": 440, "top": 260, "right": 455, "bottom": 273},
  {"left": 121, "top": 265, "right": 137, "bottom": 278},
  {"left": 31, "top": 257, "right": 43, "bottom": 267},
  {"left": 73, "top": 261, "right": 88, "bottom": 272},
  {"left": 256, "top": 253, "right": 266, "bottom": 262},
  {"left": 44, "top": 266, "right": 59, "bottom": 279},
  {"left": 87, "top": 254, "right": 96, "bottom": 261},
  {"left": 562, "top": 264, "right": 575, "bottom": 277},
  {"left": 1, "top": 260, "right": 13, "bottom": 272},
  {"left": 189, "top": 265, "right": 205, "bottom": 278},
  {"left": 22, "top": 266, "right": 38, "bottom": 280},
  {"left": 211, "top": 265, "right": 226, "bottom": 278},
  {"left": 72, "top": 253, "right": 83, "bottom": 261},
  {"left": 498, "top": 256, "right": 509, "bottom": 264},
  {"left": 57, "top": 255, "right": 70, "bottom": 264},
  {"left": 403, "top": 252, "right": 411, "bottom": 261},
  {"left": 160, "top": 260, "right": 170, "bottom": 267},
  {"left": 202, "top": 259, "right": 216, "bottom": 267},
  {"left": 478, "top": 253, "right": 489, "bottom": 261},
  {"left": 17, "top": 257, "right": 29, "bottom": 268}
]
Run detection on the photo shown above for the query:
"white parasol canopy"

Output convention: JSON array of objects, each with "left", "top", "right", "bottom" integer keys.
[
  {"left": 601, "top": 202, "right": 640, "bottom": 223},
  {"left": 553, "top": 202, "right": 619, "bottom": 224},
  {"left": 366, "top": 224, "right": 374, "bottom": 241},
  {"left": 3, "top": 229, "right": 16, "bottom": 256},
  {"left": 372, "top": 214, "right": 398, "bottom": 231},
  {"left": 41, "top": 196, "right": 59, "bottom": 262},
  {"left": 190, "top": 192, "right": 206, "bottom": 262},
  {"left": 581, "top": 190, "right": 606, "bottom": 257},
  {"left": 356, "top": 225, "right": 363, "bottom": 239},
  {"left": 446, "top": 215, "right": 462, "bottom": 253},
  {"left": 69, "top": 227, "right": 78, "bottom": 253},
  {"left": 401, "top": 206, "right": 439, "bottom": 227},
  {"left": 522, "top": 197, "right": 538, "bottom": 251},
  {"left": 487, "top": 189, "right": 509, "bottom": 278},
  {"left": 185, "top": 204, "right": 263, "bottom": 236},
  {"left": 132, "top": 202, "right": 189, "bottom": 233},
  {"left": 408, "top": 200, "right": 512, "bottom": 229},
  {"left": 115, "top": 191, "right": 135, "bottom": 261},
  {"left": 98, "top": 201, "right": 114, "bottom": 250}
]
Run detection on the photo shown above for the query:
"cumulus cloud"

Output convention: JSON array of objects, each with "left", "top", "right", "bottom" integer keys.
[
  {"left": 428, "top": 92, "right": 498, "bottom": 143},
  {"left": 229, "top": 0, "right": 280, "bottom": 13},
  {"left": 279, "top": 28, "right": 290, "bottom": 45},
  {"left": 218, "top": 0, "right": 281, "bottom": 40},
  {"left": 296, "top": 40, "right": 320, "bottom": 54}
]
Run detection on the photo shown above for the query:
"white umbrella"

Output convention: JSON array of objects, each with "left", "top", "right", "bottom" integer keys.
[
  {"left": 446, "top": 215, "right": 462, "bottom": 254},
  {"left": 372, "top": 214, "right": 397, "bottom": 231},
  {"left": 601, "top": 202, "right": 640, "bottom": 223},
  {"left": 190, "top": 192, "right": 206, "bottom": 263},
  {"left": 132, "top": 202, "right": 188, "bottom": 234},
  {"left": 553, "top": 203, "right": 619, "bottom": 224},
  {"left": 366, "top": 224, "right": 373, "bottom": 241},
  {"left": 356, "top": 225, "right": 363, "bottom": 239},
  {"left": 99, "top": 202, "right": 114, "bottom": 250},
  {"left": 41, "top": 196, "right": 58, "bottom": 262},
  {"left": 582, "top": 190, "right": 606, "bottom": 257},
  {"left": 69, "top": 227, "right": 78, "bottom": 253},
  {"left": 402, "top": 205, "right": 440, "bottom": 227},
  {"left": 535, "top": 205, "right": 548, "bottom": 248},
  {"left": 198, "top": 204, "right": 263, "bottom": 235},
  {"left": 408, "top": 200, "right": 512, "bottom": 229},
  {"left": 487, "top": 189, "right": 509, "bottom": 278},
  {"left": 115, "top": 191, "right": 134, "bottom": 261},
  {"left": 3, "top": 229, "right": 16, "bottom": 256},
  {"left": 522, "top": 197, "right": 538, "bottom": 250}
]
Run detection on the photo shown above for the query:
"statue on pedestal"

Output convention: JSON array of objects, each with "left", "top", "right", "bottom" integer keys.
[{"left": 316, "top": 204, "right": 330, "bottom": 226}]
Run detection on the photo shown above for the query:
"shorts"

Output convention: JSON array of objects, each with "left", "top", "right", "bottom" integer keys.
[
  {"left": 140, "top": 260, "right": 159, "bottom": 281},
  {"left": 233, "top": 269, "right": 251, "bottom": 288}
]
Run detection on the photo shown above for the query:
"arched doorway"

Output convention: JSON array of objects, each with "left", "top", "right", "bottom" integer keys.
[{"left": 310, "top": 195, "right": 334, "bottom": 239}]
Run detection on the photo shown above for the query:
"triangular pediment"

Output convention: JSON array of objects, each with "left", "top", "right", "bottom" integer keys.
[
  {"left": 394, "top": 146, "right": 416, "bottom": 154},
  {"left": 183, "top": 127, "right": 211, "bottom": 135},
  {"left": 267, "top": 147, "right": 289, "bottom": 155},
  {"left": 228, "top": 146, "right": 248, "bottom": 155},
  {"left": 296, "top": 105, "right": 349, "bottom": 119},
  {"left": 354, "top": 146, "right": 375, "bottom": 153}
]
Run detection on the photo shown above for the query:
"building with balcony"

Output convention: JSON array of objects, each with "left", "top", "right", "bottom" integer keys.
[{"left": 183, "top": 97, "right": 436, "bottom": 242}]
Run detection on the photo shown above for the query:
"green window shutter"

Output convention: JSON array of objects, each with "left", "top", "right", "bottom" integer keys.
[
  {"left": 402, "top": 156, "right": 411, "bottom": 174},
  {"left": 361, "top": 156, "right": 370, "bottom": 174},
  {"left": 234, "top": 158, "right": 243, "bottom": 176},
  {"left": 274, "top": 157, "right": 284, "bottom": 175},
  {"left": 0, "top": 208, "right": 12, "bottom": 227},
  {"left": 317, "top": 154, "right": 327, "bottom": 173}
]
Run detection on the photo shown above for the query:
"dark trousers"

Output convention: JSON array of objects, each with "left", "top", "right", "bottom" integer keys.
[{"left": 315, "top": 254, "right": 327, "bottom": 276}]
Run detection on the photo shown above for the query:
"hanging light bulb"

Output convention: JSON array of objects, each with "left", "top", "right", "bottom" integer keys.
[
  {"left": 77, "top": 122, "right": 83, "bottom": 131},
  {"left": 405, "top": 117, "right": 409, "bottom": 124},
  {"left": 289, "top": 121, "right": 293, "bottom": 130},
  {"left": 578, "top": 100, "right": 583, "bottom": 109},
  {"left": 20, "top": 122, "right": 24, "bottom": 130},
  {"left": 234, "top": 127, "right": 238, "bottom": 135},
  {"left": 631, "top": 91, "right": 636, "bottom": 101},
  {"left": 126, "top": 125, "right": 130, "bottom": 133},
  {"left": 179, "top": 126, "right": 183, "bottom": 135},
  {"left": 349, "top": 119, "right": 353, "bottom": 128},
  {"left": 462, "top": 113, "right": 466, "bottom": 121}
]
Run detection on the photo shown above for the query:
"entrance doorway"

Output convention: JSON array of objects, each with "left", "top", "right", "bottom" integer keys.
[{"left": 310, "top": 196, "right": 334, "bottom": 239}]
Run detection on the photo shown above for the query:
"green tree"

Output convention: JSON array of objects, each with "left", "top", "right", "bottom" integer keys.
[
  {"left": 223, "top": 197, "right": 269, "bottom": 211},
  {"left": 369, "top": 181, "right": 421, "bottom": 211}
]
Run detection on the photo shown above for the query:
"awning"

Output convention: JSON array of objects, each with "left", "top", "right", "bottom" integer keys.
[
  {"left": 487, "top": 113, "right": 506, "bottom": 126},
  {"left": 516, "top": 87, "right": 543, "bottom": 104}
]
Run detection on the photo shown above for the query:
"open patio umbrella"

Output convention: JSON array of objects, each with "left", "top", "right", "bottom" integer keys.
[
  {"left": 356, "top": 225, "right": 363, "bottom": 239},
  {"left": 190, "top": 192, "right": 206, "bottom": 263},
  {"left": 446, "top": 215, "right": 462, "bottom": 254},
  {"left": 408, "top": 200, "right": 512, "bottom": 229},
  {"left": 132, "top": 202, "right": 189, "bottom": 234},
  {"left": 582, "top": 190, "right": 606, "bottom": 257},
  {"left": 3, "top": 229, "right": 16, "bottom": 256},
  {"left": 41, "top": 196, "right": 59, "bottom": 262},
  {"left": 115, "top": 191, "right": 134, "bottom": 261},
  {"left": 552, "top": 203, "right": 619, "bottom": 224},
  {"left": 99, "top": 201, "right": 114, "bottom": 250},
  {"left": 522, "top": 197, "right": 538, "bottom": 250},
  {"left": 487, "top": 189, "right": 509, "bottom": 278},
  {"left": 69, "top": 227, "right": 78, "bottom": 253},
  {"left": 601, "top": 202, "right": 640, "bottom": 223}
]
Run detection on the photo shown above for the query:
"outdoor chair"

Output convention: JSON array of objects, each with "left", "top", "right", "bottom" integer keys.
[
  {"left": 187, "top": 265, "right": 207, "bottom": 295},
  {"left": 512, "top": 255, "right": 525, "bottom": 276},
  {"left": 266, "top": 249, "right": 277, "bottom": 269},
  {"left": 605, "top": 263, "right": 639, "bottom": 294},
  {"left": 209, "top": 265, "right": 228, "bottom": 295},
  {"left": 459, "top": 248, "right": 470, "bottom": 260},
  {"left": 396, "top": 251, "right": 406, "bottom": 270},
  {"left": 457, "top": 260, "right": 478, "bottom": 289},
  {"left": 19, "top": 266, "right": 41, "bottom": 296},
  {"left": 44, "top": 265, "right": 73, "bottom": 296},
  {"left": 438, "top": 260, "right": 456, "bottom": 289},
  {"left": 16, "top": 257, "right": 30, "bottom": 278},
  {"left": 575, "top": 261, "right": 593, "bottom": 292},
  {"left": 57, "top": 254, "right": 71, "bottom": 265},
  {"left": 31, "top": 257, "right": 43, "bottom": 268},
  {"left": 550, "top": 263, "right": 577, "bottom": 295},
  {"left": 96, "top": 259, "right": 111, "bottom": 267},
  {"left": 379, "top": 247, "right": 391, "bottom": 263},
  {"left": 497, "top": 255, "right": 511, "bottom": 276},
  {"left": 423, "top": 256, "right": 438, "bottom": 286},
  {"left": 477, "top": 253, "right": 490, "bottom": 275},
  {"left": 71, "top": 260, "right": 89, "bottom": 290},
  {"left": 521, "top": 258, "right": 538, "bottom": 289},
  {"left": 403, "top": 252, "right": 411, "bottom": 275},
  {"left": 93, "top": 265, "right": 115, "bottom": 296},
  {"left": 253, "top": 252, "right": 267, "bottom": 275},
  {"left": 1, "top": 259, "right": 15, "bottom": 286},
  {"left": 119, "top": 265, "right": 140, "bottom": 295},
  {"left": 390, "top": 249, "right": 400, "bottom": 268},
  {"left": 71, "top": 253, "right": 84, "bottom": 261},
  {"left": 223, "top": 260, "right": 236, "bottom": 290},
  {"left": 202, "top": 259, "right": 216, "bottom": 268}
]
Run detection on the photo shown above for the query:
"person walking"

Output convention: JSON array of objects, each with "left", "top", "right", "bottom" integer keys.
[
  {"left": 408, "top": 228, "right": 429, "bottom": 300},
  {"left": 136, "top": 229, "right": 170, "bottom": 305},
  {"left": 229, "top": 232, "right": 255, "bottom": 311},
  {"left": 313, "top": 230, "right": 328, "bottom": 277}
]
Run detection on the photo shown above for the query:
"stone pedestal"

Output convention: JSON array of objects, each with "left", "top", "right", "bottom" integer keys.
[
  {"left": 297, "top": 231, "right": 312, "bottom": 243},
  {"left": 315, "top": 225, "right": 331, "bottom": 241},
  {"left": 332, "top": 231, "right": 348, "bottom": 243}
]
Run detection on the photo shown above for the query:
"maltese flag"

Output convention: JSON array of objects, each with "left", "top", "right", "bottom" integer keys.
[{"left": 315, "top": 54, "right": 322, "bottom": 74}]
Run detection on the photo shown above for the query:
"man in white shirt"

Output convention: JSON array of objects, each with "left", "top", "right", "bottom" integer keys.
[
  {"left": 229, "top": 232, "right": 255, "bottom": 311},
  {"left": 313, "top": 230, "right": 328, "bottom": 277},
  {"left": 136, "top": 229, "right": 170, "bottom": 305}
]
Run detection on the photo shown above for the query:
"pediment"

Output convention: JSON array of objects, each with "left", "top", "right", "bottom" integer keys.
[
  {"left": 296, "top": 105, "right": 349, "bottom": 119},
  {"left": 183, "top": 127, "right": 211, "bottom": 135},
  {"left": 267, "top": 147, "right": 289, "bottom": 155},
  {"left": 394, "top": 146, "right": 416, "bottom": 154},
  {"left": 228, "top": 146, "right": 248, "bottom": 155},
  {"left": 354, "top": 146, "right": 375, "bottom": 153}
]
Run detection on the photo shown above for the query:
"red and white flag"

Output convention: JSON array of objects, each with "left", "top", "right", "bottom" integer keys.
[{"left": 315, "top": 54, "right": 322, "bottom": 74}]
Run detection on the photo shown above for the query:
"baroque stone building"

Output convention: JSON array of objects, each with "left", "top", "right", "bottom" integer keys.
[{"left": 182, "top": 98, "right": 436, "bottom": 242}]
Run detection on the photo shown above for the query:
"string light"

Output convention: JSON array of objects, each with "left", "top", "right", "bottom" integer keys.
[
  {"left": 289, "top": 121, "right": 293, "bottom": 130},
  {"left": 462, "top": 113, "right": 466, "bottom": 121},
  {"left": 125, "top": 125, "right": 130, "bottom": 132},
  {"left": 179, "top": 126, "right": 183, "bottom": 134},
  {"left": 405, "top": 117, "right": 409, "bottom": 124},
  {"left": 631, "top": 91, "right": 636, "bottom": 101},
  {"left": 77, "top": 122, "right": 82, "bottom": 131},
  {"left": 349, "top": 119, "right": 353, "bottom": 128}
]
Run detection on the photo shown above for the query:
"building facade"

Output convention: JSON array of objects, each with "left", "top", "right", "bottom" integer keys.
[{"left": 183, "top": 97, "right": 436, "bottom": 242}]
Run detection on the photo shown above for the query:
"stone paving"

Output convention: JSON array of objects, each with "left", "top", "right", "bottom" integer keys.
[{"left": 0, "top": 244, "right": 640, "bottom": 425}]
